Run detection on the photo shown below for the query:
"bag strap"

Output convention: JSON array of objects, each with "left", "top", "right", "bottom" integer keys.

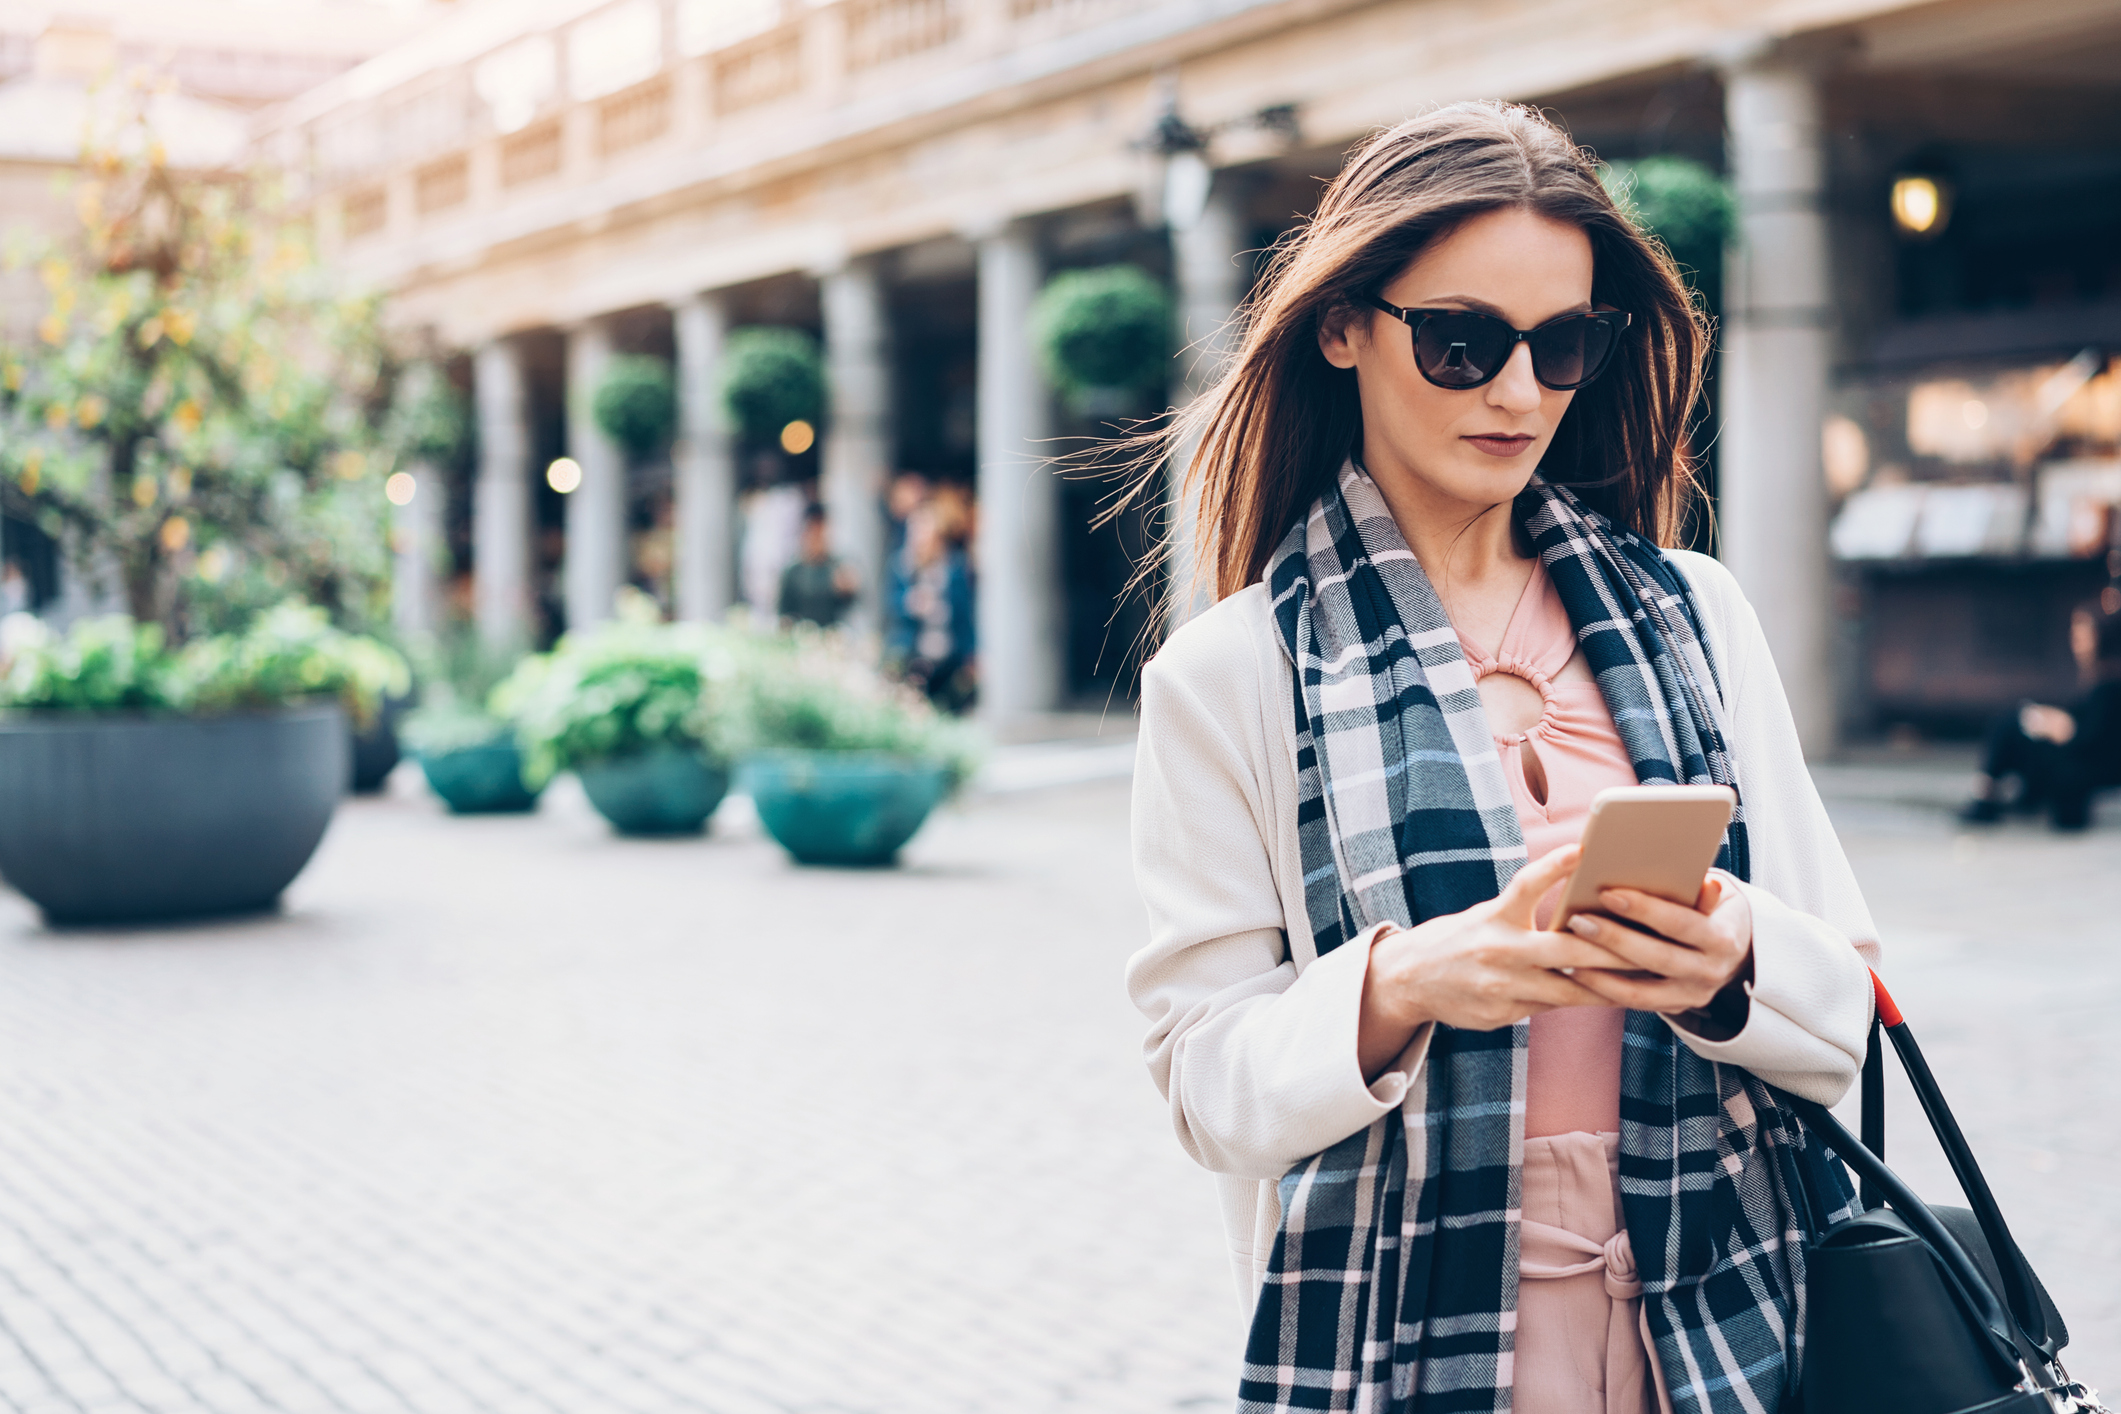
[{"left": 1858, "top": 971, "right": 2058, "bottom": 1363}]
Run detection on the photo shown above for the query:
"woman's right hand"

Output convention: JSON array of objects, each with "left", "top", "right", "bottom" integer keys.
[{"left": 1355, "top": 845, "right": 1631, "bottom": 1080}]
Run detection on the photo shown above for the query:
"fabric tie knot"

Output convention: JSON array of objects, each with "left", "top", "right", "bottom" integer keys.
[{"left": 1601, "top": 1230, "right": 1641, "bottom": 1300}]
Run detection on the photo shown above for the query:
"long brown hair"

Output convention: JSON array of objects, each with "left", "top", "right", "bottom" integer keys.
[{"left": 1149, "top": 101, "right": 1711, "bottom": 604}]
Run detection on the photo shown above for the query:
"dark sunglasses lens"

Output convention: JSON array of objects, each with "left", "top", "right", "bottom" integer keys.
[
  {"left": 1414, "top": 313, "right": 1511, "bottom": 387},
  {"left": 1530, "top": 316, "right": 1615, "bottom": 389}
]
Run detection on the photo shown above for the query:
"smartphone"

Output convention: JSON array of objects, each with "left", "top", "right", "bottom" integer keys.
[{"left": 1551, "top": 784, "right": 1736, "bottom": 931}]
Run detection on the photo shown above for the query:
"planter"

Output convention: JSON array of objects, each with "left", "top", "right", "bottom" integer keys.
[
  {"left": 417, "top": 739, "right": 542, "bottom": 814},
  {"left": 0, "top": 703, "right": 348, "bottom": 925},
  {"left": 349, "top": 693, "right": 408, "bottom": 794},
  {"left": 741, "top": 750, "right": 951, "bottom": 866},
  {"left": 576, "top": 747, "right": 729, "bottom": 836}
]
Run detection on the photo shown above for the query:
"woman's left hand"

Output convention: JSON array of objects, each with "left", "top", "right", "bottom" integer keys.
[{"left": 1563, "top": 875, "right": 1753, "bottom": 1027}]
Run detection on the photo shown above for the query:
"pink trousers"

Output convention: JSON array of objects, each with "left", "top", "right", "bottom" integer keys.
[{"left": 1512, "top": 1132, "right": 1674, "bottom": 1414}]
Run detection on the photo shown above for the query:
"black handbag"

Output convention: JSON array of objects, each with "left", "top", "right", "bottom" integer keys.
[{"left": 1777, "top": 971, "right": 2108, "bottom": 1414}]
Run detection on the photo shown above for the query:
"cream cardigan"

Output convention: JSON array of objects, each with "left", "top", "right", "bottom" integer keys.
[{"left": 1125, "top": 549, "right": 1881, "bottom": 1309}]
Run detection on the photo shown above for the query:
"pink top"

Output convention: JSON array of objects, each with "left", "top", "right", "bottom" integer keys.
[{"left": 1453, "top": 559, "right": 1642, "bottom": 1139}]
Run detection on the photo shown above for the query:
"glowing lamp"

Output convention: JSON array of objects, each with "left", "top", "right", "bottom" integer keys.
[{"left": 1890, "top": 175, "right": 1948, "bottom": 238}]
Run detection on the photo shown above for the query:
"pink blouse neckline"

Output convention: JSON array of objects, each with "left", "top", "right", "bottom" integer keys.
[{"left": 1453, "top": 557, "right": 1641, "bottom": 1140}]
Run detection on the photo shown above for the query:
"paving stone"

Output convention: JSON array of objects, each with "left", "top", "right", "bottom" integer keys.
[{"left": 0, "top": 769, "right": 2110, "bottom": 1413}]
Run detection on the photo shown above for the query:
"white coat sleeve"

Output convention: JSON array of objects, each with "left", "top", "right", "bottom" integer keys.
[
  {"left": 1126, "top": 625, "right": 1428, "bottom": 1182},
  {"left": 1663, "top": 553, "right": 1879, "bottom": 1105}
]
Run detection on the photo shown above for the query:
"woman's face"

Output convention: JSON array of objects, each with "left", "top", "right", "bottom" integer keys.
[{"left": 1320, "top": 206, "right": 1595, "bottom": 516}]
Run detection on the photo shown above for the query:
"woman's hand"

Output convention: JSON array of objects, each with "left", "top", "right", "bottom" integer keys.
[
  {"left": 1356, "top": 845, "right": 1634, "bottom": 1079},
  {"left": 1564, "top": 875, "right": 1755, "bottom": 1038}
]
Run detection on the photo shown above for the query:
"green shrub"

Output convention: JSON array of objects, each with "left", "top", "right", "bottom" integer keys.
[
  {"left": 491, "top": 619, "right": 740, "bottom": 787},
  {"left": 591, "top": 355, "right": 677, "bottom": 460},
  {"left": 0, "top": 615, "right": 167, "bottom": 710},
  {"left": 725, "top": 629, "right": 982, "bottom": 787},
  {"left": 719, "top": 328, "right": 825, "bottom": 448},
  {"left": 0, "top": 601, "right": 408, "bottom": 726},
  {"left": 1604, "top": 156, "right": 1735, "bottom": 302},
  {"left": 1032, "top": 265, "right": 1172, "bottom": 408},
  {"left": 399, "top": 701, "right": 512, "bottom": 756},
  {"left": 386, "top": 362, "right": 471, "bottom": 467}
]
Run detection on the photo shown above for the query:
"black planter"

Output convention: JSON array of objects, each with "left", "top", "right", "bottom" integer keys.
[
  {"left": 349, "top": 694, "right": 408, "bottom": 794},
  {"left": 0, "top": 704, "right": 348, "bottom": 925}
]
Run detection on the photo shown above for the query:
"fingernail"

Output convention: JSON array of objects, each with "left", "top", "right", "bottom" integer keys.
[
  {"left": 1568, "top": 916, "right": 1600, "bottom": 938},
  {"left": 1601, "top": 890, "right": 1629, "bottom": 912}
]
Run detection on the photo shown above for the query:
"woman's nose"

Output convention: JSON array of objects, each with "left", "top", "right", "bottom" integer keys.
[{"left": 1487, "top": 342, "right": 1542, "bottom": 413}]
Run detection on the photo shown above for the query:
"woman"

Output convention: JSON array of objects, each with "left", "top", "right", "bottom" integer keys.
[
  {"left": 1126, "top": 103, "right": 1879, "bottom": 1414},
  {"left": 1962, "top": 601, "right": 2121, "bottom": 830}
]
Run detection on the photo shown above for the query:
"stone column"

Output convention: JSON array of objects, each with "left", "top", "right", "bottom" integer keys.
[
  {"left": 1167, "top": 178, "right": 1245, "bottom": 628},
  {"left": 391, "top": 461, "right": 443, "bottom": 639},
  {"left": 671, "top": 291, "right": 737, "bottom": 623},
  {"left": 1721, "top": 59, "right": 1836, "bottom": 757},
  {"left": 564, "top": 316, "right": 626, "bottom": 633},
  {"left": 820, "top": 258, "right": 892, "bottom": 634},
  {"left": 472, "top": 338, "right": 534, "bottom": 652},
  {"left": 975, "top": 222, "right": 1061, "bottom": 726}
]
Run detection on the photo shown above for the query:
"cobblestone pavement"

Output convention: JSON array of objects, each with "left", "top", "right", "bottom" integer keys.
[{"left": 0, "top": 755, "right": 2112, "bottom": 1414}]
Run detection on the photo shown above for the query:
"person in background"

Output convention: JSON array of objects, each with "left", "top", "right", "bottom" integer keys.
[
  {"left": 739, "top": 456, "right": 808, "bottom": 627},
  {"left": 1962, "top": 600, "right": 2121, "bottom": 830},
  {"left": 883, "top": 471, "right": 931, "bottom": 661},
  {"left": 0, "top": 559, "right": 27, "bottom": 616},
  {"left": 777, "top": 503, "right": 859, "bottom": 628},
  {"left": 898, "top": 495, "right": 975, "bottom": 712}
]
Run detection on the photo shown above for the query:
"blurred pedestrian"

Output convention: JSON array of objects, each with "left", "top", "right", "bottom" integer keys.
[
  {"left": 1126, "top": 102, "right": 1878, "bottom": 1414},
  {"left": 883, "top": 471, "right": 931, "bottom": 660},
  {"left": 898, "top": 496, "right": 975, "bottom": 712},
  {"left": 1961, "top": 601, "right": 2121, "bottom": 830},
  {"left": 777, "top": 503, "right": 859, "bottom": 628},
  {"left": 0, "top": 559, "right": 26, "bottom": 616},
  {"left": 738, "top": 460, "right": 806, "bottom": 628}
]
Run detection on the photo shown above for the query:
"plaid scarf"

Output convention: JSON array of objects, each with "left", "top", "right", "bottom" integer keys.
[{"left": 1247, "top": 463, "right": 1855, "bottom": 1414}]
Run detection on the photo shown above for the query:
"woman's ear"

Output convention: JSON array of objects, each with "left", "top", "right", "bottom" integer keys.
[{"left": 1317, "top": 301, "right": 1363, "bottom": 370}]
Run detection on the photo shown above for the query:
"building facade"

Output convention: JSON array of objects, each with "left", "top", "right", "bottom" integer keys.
[{"left": 259, "top": 0, "right": 2121, "bottom": 744}]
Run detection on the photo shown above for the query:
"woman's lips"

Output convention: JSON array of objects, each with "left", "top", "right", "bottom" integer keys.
[{"left": 1464, "top": 434, "right": 1535, "bottom": 458}]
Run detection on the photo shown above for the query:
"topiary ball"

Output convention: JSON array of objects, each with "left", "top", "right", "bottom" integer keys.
[
  {"left": 720, "top": 327, "right": 826, "bottom": 449},
  {"left": 1604, "top": 156, "right": 1735, "bottom": 302},
  {"left": 1031, "top": 265, "right": 1172, "bottom": 408},
  {"left": 591, "top": 355, "right": 677, "bottom": 460}
]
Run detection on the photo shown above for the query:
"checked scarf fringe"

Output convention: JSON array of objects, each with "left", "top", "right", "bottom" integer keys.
[{"left": 1245, "top": 464, "right": 1857, "bottom": 1414}]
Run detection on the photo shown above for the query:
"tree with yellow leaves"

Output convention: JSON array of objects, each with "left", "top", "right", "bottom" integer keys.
[{"left": 0, "top": 81, "right": 398, "bottom": 643}]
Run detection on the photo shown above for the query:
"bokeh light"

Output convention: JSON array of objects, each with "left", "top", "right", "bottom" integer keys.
[
  {"left": 546, "top": 456, "right": 583, "bottom": 493},
  {"left": 779, "top": 420, "right": 815, "bottom": 455}
]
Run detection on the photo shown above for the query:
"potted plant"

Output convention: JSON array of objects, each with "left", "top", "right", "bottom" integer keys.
[
  {"left": 0, "top": 98, "right": 411, "bottom": 921},
  {"left": 399, "top": 634, "right": 540, "bottom": 814},
  {"left": 730, "top": 631, "right": 980, "bottom": 866},
  {"left": 0, "top": 602, "right": 406, "bottom": 924},
  {"left": 494, "top": 608, "right": 737, "bottom": 836}
]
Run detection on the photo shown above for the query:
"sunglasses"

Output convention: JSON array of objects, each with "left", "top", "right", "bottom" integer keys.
[{"left": 1359, "top": 296, "right": 1631, "bottom": 391}]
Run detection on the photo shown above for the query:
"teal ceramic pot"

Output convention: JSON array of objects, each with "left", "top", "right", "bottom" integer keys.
[
  {"left": 417, "top": 740, "right": 542, "bottom": 814},
  {"left": 741, "top": 750, "right": 951, "bottom": 866},
  {"left": 576, "top": 747, "right": 730, "bottom": 836}
]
